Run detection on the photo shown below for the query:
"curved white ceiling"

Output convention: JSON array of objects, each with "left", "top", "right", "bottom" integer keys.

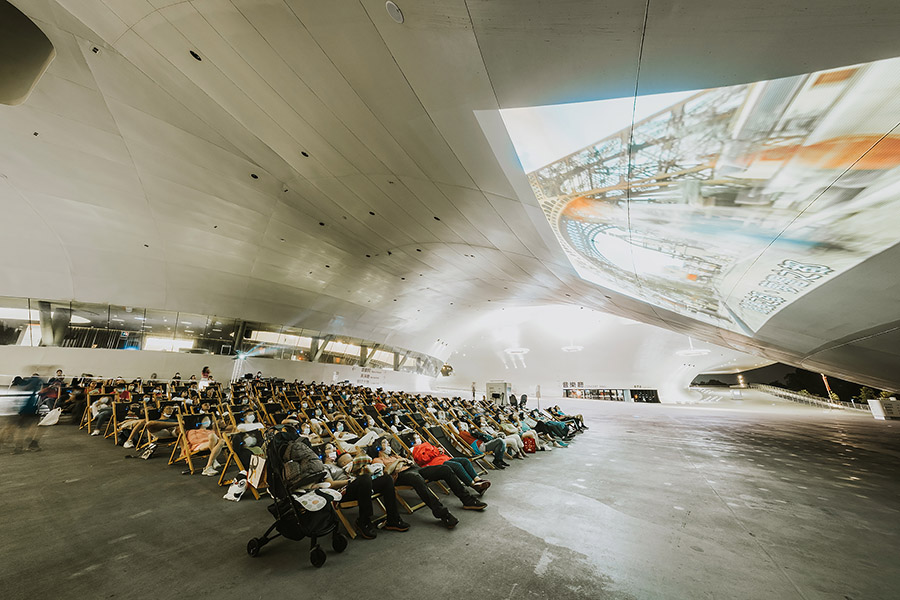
[{"left": 2, "top": 1, "right": 900, "bottom": 387}]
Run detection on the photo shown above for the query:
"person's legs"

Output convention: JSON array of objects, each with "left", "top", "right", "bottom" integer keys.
[
  {"left": 418, "top": 464, "right": 485, "bottom": 509},
  {"left": 443, "top": 459, "right": 473, "bottom": 485},
  {"left": 395, "top": 470, "right": 447, "bottom": 517},
  {"left": 92, "top": 408, "right": 112, "bottom": 434},
  {"left": 371, "top": 474, "right": 407, "bottom": 529},
  {"left": 449, "top": 457, "right": 478, "bottom": 480},
  {"left": 342, "top": 476, "right": 375, "bottom": 524},
  {"left": 205, "top": 433, "right": 225, "bottom": 469},
  {"left": 485, "top": 438, "right": 506, "bottom": 466}
]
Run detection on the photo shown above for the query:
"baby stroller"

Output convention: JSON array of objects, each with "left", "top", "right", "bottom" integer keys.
[{"left": 246, "top": 427, "right": 348, "bottom": 567}]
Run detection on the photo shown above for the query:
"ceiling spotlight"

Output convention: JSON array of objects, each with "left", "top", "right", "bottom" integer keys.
[
  {"left": 561, "top": 345, "right": 583, "bottom": 353},
  {"left": 386, "top": 1, "right": 404, "bottom": 23}
]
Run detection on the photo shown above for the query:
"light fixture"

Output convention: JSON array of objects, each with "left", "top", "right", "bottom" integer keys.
[
  {"left": 504, "top": 347, "right": 529, "bottom": 355},
  {"left": 561, "top": 345, "right": 583, "bottom": 353},
  {"left": 386, "top": 1, "right": 404, "bottom": 23}
]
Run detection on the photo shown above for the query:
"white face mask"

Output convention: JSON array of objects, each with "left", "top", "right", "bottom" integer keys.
[
  {"left": 336, "top": 423, "right": 344, "bottom": 432},
  {"left": 367, "top": 419, "right": 375, "bottom": 427},
  {"left": 201, "top": 420, "right": 211, "bottom": 428},
  {"left": 301, "top": 426, "right": 310, "bottom": 434},
  {"left": 327, "top": 451, "right": 337, "bottom": 461},
  {"left": 244, "top": 435, "right": 257, "bottom": 446},
  {"left": 315, "top": 409, "right": 322, "bottom": 416},
  {"left": 382, "top": 446, "right": 392, "bottom": 455},
  {"left": 459, "top": 423, "right": 468, "bottom": 431},
  {"left": 245, "top": 414, "right": 255, "bottom": 423},
  {"left": 414, "top": 437, "right": 421, "bottom": 445},
  {"left": 301, "top": 403, "right": 308, "bottom": 409}
]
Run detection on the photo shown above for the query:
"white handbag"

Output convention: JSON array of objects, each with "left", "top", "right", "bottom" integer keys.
[{"left": 38, "top": 407, "right": 62, "bottom": 426}]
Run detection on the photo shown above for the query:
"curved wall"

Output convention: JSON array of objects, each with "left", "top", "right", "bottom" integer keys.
[{"left": 438, "top": 305, "right": 768, "bottom": 402}]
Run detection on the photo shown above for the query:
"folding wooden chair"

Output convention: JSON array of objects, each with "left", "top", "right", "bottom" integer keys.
[
  {"left": 334, "top": 493, "right": 387, "bottom": 539},
  {"left": 169, "top": 413, "right": 218, "bottom": 474},
  {"left": 216, "top": 431, "right": 263, "bottom": 500}
]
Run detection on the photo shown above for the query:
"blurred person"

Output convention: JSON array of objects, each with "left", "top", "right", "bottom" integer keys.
[{"left": 8, "top": 375, "right": 46, "bottom": 453}]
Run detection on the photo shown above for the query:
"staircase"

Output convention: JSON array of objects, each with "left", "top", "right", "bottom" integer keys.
[{"left": 749, "top": 383, "right": 871, "bottom": 412}]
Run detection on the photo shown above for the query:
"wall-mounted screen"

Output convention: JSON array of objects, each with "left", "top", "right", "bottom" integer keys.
[{"left": 501, "top": 56, "right": 900, "bottom": 334}]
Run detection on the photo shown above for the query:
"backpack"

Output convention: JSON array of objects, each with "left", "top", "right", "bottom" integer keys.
[
  {"left": 282, "top": 438, "right": 327, "bottom": 490},
  {"left": 523, "top": 436, "right": 537, "bottom": 454},
  {"left": 411, "top": 442, "right": 444, "bottom": 466}
]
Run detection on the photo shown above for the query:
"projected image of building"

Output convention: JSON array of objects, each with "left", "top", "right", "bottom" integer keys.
[{"left": 525, "top": 56, "right": 900, "bottom": 334}]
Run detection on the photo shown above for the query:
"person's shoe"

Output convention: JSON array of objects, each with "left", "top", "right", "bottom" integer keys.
[
  {"left": 27, "top": 440, "right": 42, "bottom": 452},
  {"left": 462, "top": 497, "right": 487, "bottom": 511},
  {"left": 122, "top": 440, "right": 134, "bottom": 449},
  {"left": 90, "top": 429, "right": 100, "bottom": 436},
  {"left": 493, "top": 462, "right": 505, "bottom": 469},
  {"left": 441, "top": 511, "right": 459, "bottom": 529},
  {"left": 356, "top": 518, "right": 378, "bottom": 539},
  {"left": 499, "top": 460, "right": 511, "bottom": 467},
  {"left": 471, "top": 480, "right": 491, "bottom": 496},
  {"left": 384, "top": 519, "right": 411, "bottom": 532},
  {"left": 201, "top": 466, "right": 219, "bottom": 476},
  {"left": 212, "top": 460, "right": 223, "bottom": 469}
]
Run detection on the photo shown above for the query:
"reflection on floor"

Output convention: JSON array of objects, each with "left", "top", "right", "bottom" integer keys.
[{"left": 2, "top": 397, "right": 898, "bottom": 600}]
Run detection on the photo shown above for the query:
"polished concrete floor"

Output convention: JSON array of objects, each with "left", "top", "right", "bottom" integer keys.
[{"left": 2, "top": 392, "right": 899, "bottom": 600}]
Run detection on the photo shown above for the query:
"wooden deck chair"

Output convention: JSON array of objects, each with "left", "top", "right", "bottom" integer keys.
[
  {"left": 106, "top": 401, "right": 142, "bottom": 444},
  {"left": 429, "top": 425, "right": 493, "bottom": 472},
  {"left": 216, "top": 431, "right": 262, "bottom": 500},
  {"left": 168, "top": 413, "right": 217, "bottom": 474},
  {"left": 259, "top": 402, "right": 283, "bottom": 426},
  {"left": 391, "top": 431, "right": 451, "bottom": 496},
  {"left": 135, "top": 406, "right": 181, "bottom": 451},
  {"left": 334, "top": 493, "right": 387, "bottom": 539}
]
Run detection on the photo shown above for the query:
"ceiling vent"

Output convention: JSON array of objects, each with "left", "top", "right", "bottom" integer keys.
[{"left": 0, "top": 1, "right": 55, "bottom": 105}]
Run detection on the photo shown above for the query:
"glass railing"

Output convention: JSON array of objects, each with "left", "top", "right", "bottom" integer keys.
[{"left": 0, "top": 296, "right": 443, "bottom": 377}]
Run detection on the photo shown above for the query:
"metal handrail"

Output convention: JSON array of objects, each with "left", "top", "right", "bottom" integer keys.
[{"left": 749, "top": 383, "right": 871, "bottom": 412}]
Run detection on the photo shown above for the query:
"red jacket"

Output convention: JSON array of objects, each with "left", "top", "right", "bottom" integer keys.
[{"left": 411, "top": 442, "right": 450, "bottom": 467}]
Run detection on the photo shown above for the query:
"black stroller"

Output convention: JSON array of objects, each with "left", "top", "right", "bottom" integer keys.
[{"left": 246, "top": 427, "right": 348, "bottom": 567}]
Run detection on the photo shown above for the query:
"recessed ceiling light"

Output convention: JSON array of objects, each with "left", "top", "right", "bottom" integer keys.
[
  {"left": 369, "top": 211, "right": 375, "bottom": 216},
  {"left": 433, "top": 216, "right": 440, "bottom": 221},
  {"left": 301, "top": 151, "right": 309, "bottom": 157},
  {"left": 386, "top": 1, "right": 404, "bottom": 24},
  {"left": 319, "top": 222, "right": 325, "bottom": 226},
  {"left": 250, "top": 173, "right": 258, "bottom": 179},
  {"left": 190, "top": 50, "right": 201, "bottom": 61}
]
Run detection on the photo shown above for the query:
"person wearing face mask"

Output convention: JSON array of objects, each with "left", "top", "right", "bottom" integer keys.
[
  {"left": 457, "top": 421, "right": 508, "bottom": 469},
  {"left": 478, "top": 416, "right": 526, "bottom": 460},
  {"left": 332, "top": 418, "right": 379, "bottom": 453},
  {"left": 89, "top": 396, "right": 113, "bottom": 436},
  {"left": 407, "top": 434, "right": 491, "bottom": 496},
  {"left": 364, "top": 416, "right": 387, "bottom": 437},
  {"left": 369, "top": 439, "right": 485, "bottom": 528},
  {"left": 320, "top": 444, "right": 409, "bottom": 539},
  {"left": 127, "top": 404, "right": 180, "bottom": 446},
  {"left": 235, "top": 411, "right": 263, "bottom": 433},
  {"left": 183, "top": 416, "right": 225, "bottom": 476},
  {"left": 297, "top": 420, "right": 324, "bottom": 445}
]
